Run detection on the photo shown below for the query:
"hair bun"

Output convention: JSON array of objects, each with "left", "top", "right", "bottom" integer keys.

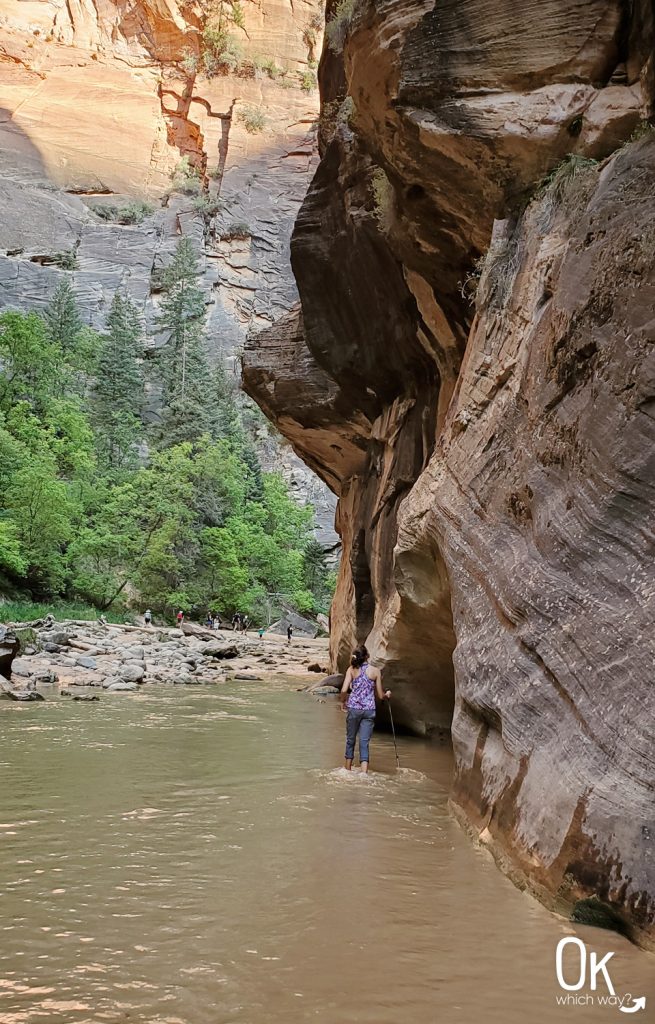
[{"left": 351, "top": 644, "right": 369, "bottom": 668}]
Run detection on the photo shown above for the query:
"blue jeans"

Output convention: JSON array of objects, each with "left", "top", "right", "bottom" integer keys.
[{"left": 345, "top": 709, "right": 376, "bottom": 763}]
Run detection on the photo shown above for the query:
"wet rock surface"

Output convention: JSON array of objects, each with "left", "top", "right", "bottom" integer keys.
[{"left": 243, "top": 0, "right": 655, "bottom": 945}]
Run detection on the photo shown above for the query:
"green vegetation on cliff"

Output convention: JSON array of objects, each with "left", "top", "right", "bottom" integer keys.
[{"left": 0, "top": 240, "right": 335, "bottom": 621}]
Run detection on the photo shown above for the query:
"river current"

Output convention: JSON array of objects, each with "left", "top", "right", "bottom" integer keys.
[{"left": 0, "top": 681, "right": 652, "bottom": 1023}]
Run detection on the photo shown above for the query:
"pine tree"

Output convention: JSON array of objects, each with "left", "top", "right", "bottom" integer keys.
[
  {"left": 156, "top": 238, "right": 212, "bottom": 446},
  {"left": 92, "top": 291, "right": 145, "bottom": 471},
  {"left": 208, "top": 359, "right": 264, "bottom": 498},
  {"left": 45, "top": 279, "right": 83, "bottom": 355}
]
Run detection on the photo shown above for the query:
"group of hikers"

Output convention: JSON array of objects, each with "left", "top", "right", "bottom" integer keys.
[{"left": 231, "top": 612, "right": 250, "bottom": 632}]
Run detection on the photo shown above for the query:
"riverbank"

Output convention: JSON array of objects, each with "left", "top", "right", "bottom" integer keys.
[{"left": 0, "top": 618, "right": 331, "bottom": 697}]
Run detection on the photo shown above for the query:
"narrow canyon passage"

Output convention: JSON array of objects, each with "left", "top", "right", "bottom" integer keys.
[{"left": 0, "top": 684, "right": 652, "bottom": 1024}]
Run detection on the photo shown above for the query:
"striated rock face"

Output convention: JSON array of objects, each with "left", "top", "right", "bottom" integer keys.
[
  {"left": 243, "top": 0, "right": 655, "bottom": 943},
  {"left": 0, "top": 0, "right": 337, "bottom": 539}
]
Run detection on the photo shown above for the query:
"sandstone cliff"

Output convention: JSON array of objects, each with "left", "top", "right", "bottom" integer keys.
[
  {"left": 243, "top": 0, "right": 655, "bottom": 944},
  {"left": 0, "top": 0, "right": 337, "bottom": 537}
]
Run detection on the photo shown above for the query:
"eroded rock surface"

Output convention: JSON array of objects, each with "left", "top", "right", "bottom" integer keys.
[{"left": 243, "top": 0, "right": 655, "bottom": 943}]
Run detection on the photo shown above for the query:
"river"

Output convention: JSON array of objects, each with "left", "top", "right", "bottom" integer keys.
[{"left": 0, "top": 681, "right": 652, "bottom": 1023}]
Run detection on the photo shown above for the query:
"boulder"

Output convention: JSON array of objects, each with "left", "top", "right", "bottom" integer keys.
[
  {"left": 72, "top": 693, "right": 100, "bottom": 701},
  {"left": 311, "top": 686, "right": 340, "bottom": 696},
  {"left": 75, "top": 656, "right": 97, "bottom": 670},
  {"left": 118, "top": 663, "right": 145, "bottom": 683},
  {"left": 33, "top": 670, "right": 58, "bottom": 684},
  {"left": 11, "top": 658, "right": 33, "bottom": 678},
  {"left": 269, "top": 610, "right": 319, "bottom": 638},
  {"left": 39, "top": 630, "right": 73, "bottom": 646},
  {"left": 203, "top": 643, "right": 239, "bottom": 660},
  {"left": 0, "top": 626, "right": 19, "bottom": 680},
  {"left": 106, "top": 680, "right": 138, "bottom": 692},
  {"left": 3, "top": 688, "right": 45, "bottom": 701},
  {"left": 317, "top": 674, "right": 345, "bottom": 690},
  {"left": 44, "top": 642, "right": 62, "bottom": 654}
]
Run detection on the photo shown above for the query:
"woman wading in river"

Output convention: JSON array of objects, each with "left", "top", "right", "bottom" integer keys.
[{"left": 339, "top": 645, "right": 391, "bottom": 773}]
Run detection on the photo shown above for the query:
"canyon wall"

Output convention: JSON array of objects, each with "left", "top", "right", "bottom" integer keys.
[
  {"left": 0, "top": 0, "right": 337, "bottom": 539},
  {"left": 243, "top": 0, "right": 655, "bottom": 943}
]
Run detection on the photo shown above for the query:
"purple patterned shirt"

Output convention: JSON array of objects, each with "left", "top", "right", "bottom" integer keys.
[{"left": 347, "top": 664, "right": 376, "bottom": 712}]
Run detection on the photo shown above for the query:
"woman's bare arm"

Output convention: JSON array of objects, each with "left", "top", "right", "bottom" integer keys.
[
  {"left": 373, "top": 667, "right": 391, "bottom": 701},
  {"left": 339, "top": 667, "right": 353, "bottom": 708}
]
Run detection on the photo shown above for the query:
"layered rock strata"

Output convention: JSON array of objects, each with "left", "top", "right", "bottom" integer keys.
[{"left": 243, "top": 0, "right": 655, "bottom": 943}]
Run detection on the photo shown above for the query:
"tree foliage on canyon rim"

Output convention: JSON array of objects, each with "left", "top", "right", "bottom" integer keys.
[{"left": 0, "top": 239, "right": 335, "bottom": 620}]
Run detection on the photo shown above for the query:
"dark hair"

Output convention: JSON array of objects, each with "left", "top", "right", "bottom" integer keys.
[{"left": 351, "top": 644, "right": 369, "bottom": 668}]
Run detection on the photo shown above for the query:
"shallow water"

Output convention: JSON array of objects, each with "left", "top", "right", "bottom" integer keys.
[{"left": 0, "top": 683, "right": 652, "bottom": 1023}]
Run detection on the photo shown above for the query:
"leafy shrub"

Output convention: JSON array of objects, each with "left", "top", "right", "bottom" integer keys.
[
  {"left": 325, "top": 0, "right": 356, "bottom": 52},
  {"left": 238, "top": 105, "right": 266, "bottom": 134},
  {"left": 192, "top": 194, "right": 222, "bottom": 217},
  {"left": 95, "top": 201, "right": 154, "bottom": 225},
  {"left": 300, "top": 69, "right": 317, "bottom": 92},
  {"left": 220, "top": 221, "right": 251, "bottom": 241},
  {"left": 534, "top": 153, "right": 598, "bottom": 230},
  {"left": 181, "top": 48, "right": 198, "bottom": 75},
  {"left": 51, "top": 250, "right": 78, "bottom": 270},
  {"left": 171, "top": 157, "right": 202, "bottom": 195},
  {"left": 255, "top": 56, "right": 284, "bottom": 79}
]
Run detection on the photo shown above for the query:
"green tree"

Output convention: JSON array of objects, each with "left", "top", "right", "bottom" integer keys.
[
  {"left": 0, "top": 520, "right": 27, "bottom": 577},
  {"left": 93, "top": 292, "right": 145, "bottom": 471},
  {"left": 156, "top": 238, "right": 212, "bottom": 445},
  {"left": 5, "top": 457, "right": 77, "bottom": 593}
]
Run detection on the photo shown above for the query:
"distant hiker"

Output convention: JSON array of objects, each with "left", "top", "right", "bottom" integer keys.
[
  {"left": 205, "top": 611, "right": 213, "bottom": 628},
  {"left": 232, "top": 613, "right": 240, "bottom": 632},
  {"left": 339, "top": 644, "right": 391, "bottom": 774},
  {"left": 258, "top": 627, "right": 265, "bottom": 639},
  {"left": 176, "top": 610, "right": 184, "bottom": 628},
  {"left": 144, "top": 608, "right": 152, "bottom": 627},
  {"left": 243, "top": 616, "right": 250, "bottom": 631},
  {"left": 287, "top": 625, "right": 293, "bottom": 644}
]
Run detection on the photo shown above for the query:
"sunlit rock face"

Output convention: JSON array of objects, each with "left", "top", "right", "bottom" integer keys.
[
  {"left": 243, "top": 0, "right": 655, "bottom": 944},
  {"left": 0, "top": 0, "right": 337, "bottom": 538}
]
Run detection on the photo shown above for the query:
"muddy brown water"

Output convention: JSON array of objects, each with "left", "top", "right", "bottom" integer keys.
[{"left": 0, "top": 681, "right": 652, "bottom": 1023}]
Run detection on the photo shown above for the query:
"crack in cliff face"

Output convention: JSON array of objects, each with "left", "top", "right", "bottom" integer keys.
[{"left": 243, "top": 0, "right": 655, "bottom": 946}]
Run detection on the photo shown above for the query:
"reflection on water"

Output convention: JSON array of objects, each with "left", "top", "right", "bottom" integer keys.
[{"left": 0, "top": 684, "right": 652, "bottom": 1023}]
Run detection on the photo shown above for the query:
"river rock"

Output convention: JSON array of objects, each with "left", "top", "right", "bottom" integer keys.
[
  {"left": 203, "top": 643, "right": 239, "bottom": 660},
  {"left": 56, "top": 656, "right": 78, "bottom": 669},
  {"left": 33, "top": 670, "right": 58, "bottom": 684},
  {"left": 39, "top": 630, "right": 73, "bottom": 647},
  {"left": 119, "top": 663, "right": 145, "bottom": 683},
  {"left": 5, "top": 688, "right": 45, "bottom": 701},
  {"left": 43, "top": 642, "right": 62, "bottom": 654},
  {"left": 106, "top": 680, "right": 138, "bottom": 692},
  {"left": 72, "top": 693, "right": 100, "bottom": 701},
  {"left": 75, "top": 655, "right": 97, "bottom": 670},
  {"left": 0, "top": 626, "right": 19, "bottom": 680},
  {"left": 11, "top": 658, "right": 33, "bottom": 678}
]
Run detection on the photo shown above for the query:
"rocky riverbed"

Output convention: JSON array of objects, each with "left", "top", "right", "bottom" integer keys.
[{"left": 0, "top": 619, "right": 332, "bottom": 700}]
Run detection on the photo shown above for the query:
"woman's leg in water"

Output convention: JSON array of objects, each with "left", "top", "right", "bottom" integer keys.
[
  {"left": 344, "top": 711, "right": 362, "bottom": 769},
  {"left": 358, "top": 711, "right": 376, "bottom": 772}
]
